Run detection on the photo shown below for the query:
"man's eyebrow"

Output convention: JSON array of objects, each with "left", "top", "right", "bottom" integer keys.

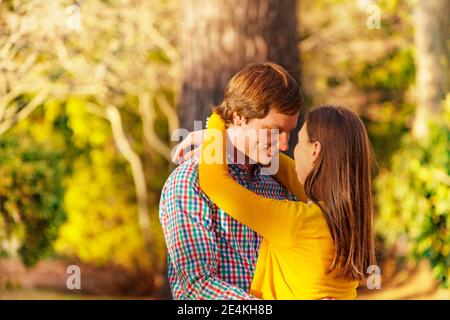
[
  {"left": 261, "top": 125, "right": 278, "bottom": 130},
  {"left": 261, "top": 125, "right": 282, "bottom": 132}
]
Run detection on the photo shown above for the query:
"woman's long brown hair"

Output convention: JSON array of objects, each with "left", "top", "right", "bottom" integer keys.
[{"left": 304, "top": 106, "right": 376, "bottom": 281}]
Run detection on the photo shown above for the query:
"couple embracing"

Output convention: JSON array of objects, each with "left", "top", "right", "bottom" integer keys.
[{"left": 159, "top": 62, "right": 376, "bottom": 300}]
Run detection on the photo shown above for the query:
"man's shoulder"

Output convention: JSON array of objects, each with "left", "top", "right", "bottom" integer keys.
[
  {"left": 159, "top": 157, "right": 214, "bottom": 224},
  {"left": 165, "top": 157, "right": 199, "bottom": 188},
  {"left": 160, "top": 157, "right": 204, "bottom": 211}
]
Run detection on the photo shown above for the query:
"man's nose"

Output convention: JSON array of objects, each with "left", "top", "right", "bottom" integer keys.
[{"left": 278, "top": 132, "right": 289, "bottom": 152}]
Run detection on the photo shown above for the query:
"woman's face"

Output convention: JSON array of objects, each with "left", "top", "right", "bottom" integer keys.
[{"left": 293, "top": 123, "right": 320, "bottom": 184}]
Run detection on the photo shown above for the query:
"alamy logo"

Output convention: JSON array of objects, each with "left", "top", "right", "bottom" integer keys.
[
  {"left": 66, "top": 265, "right": 81, "bottom": 290},
  {"left": 366, "top": 5, "right": 381, "bottom": 30},
  {"left": 366, "top": 265, "right": 381, "bottom": 289}
]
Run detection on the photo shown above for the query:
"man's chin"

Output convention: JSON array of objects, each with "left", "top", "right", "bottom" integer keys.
[
  {"left": 255, "top": 155, "right": 275, "bottom": 166},
  {"left": 236, "top": 156, "right": 270, "bottom": 166}
]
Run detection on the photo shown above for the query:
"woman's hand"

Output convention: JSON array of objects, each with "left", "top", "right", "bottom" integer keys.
[{"left": 171, "top": 129, "right": 206, "bottom": 164}]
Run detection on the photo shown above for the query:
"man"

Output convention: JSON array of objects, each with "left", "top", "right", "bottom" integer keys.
[{"left": 159, "top": 62, "right": 303, "bottom": 299}]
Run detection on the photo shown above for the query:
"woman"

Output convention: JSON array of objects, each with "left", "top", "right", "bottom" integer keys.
[{"left": 175, "top": 105, "right": 376, "bottom": 299}]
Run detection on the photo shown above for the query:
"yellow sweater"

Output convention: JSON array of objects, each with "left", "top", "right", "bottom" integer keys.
[{"left": 199, "top": 113, "right": 358, "bottom": 300}]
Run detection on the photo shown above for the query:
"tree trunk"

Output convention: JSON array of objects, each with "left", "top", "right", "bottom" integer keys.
[
  {"left": 412, "top": 0, "right": 448, "bottom": 139},
  {"left": 179, "top": 0, "right": 301, "bottom": 151}
]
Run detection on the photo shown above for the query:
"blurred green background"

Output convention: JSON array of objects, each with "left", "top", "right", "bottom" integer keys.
[{"left": 0, "top": 0, "right": 448, "bottom": 299}]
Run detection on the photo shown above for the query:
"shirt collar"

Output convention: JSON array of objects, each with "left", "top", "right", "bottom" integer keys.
[
  {"left": 195, "top": 129, "right": 265, "bottom": 182},
  {"left": 226, "top": 149, "right": 264, "bottom": 182},
  {"left": 230, "top": 162, "right": 263, "bottom": 178}
]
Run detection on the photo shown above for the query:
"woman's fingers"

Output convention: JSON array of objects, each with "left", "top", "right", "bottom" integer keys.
[
  {"left": 181, "top": 146, "right": 202, "bottom": 163},
  {"left": 171, "top": 129, "right": 206, "bottom": 164},
  {"left": 173, "top": 144, "right": 202, "bottom": 165},
  {"left": 172, "top": 142, "right": 186, "bottom": 164}
]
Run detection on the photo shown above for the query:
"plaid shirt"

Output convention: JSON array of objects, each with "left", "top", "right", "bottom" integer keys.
[{"left": 159, "top": 156, "right": 295, "bottom": 300}]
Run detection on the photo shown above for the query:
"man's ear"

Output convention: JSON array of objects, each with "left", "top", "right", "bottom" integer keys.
[
  {"left": 312, "top": 141, "right": 321, "bottom": 163},
  {"left": 232, "top": 112, "right": 246, "bottom": 126}
]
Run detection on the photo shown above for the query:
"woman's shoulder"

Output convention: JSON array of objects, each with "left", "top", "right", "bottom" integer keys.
[{"left": 295, "top": 200, "right": 326, "bottom": 223}]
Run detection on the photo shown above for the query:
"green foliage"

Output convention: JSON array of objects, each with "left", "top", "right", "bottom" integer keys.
[
  {"left": 0, "top": 97, "right": 85, "bottom": 266},
  {"left": 350, "top": 49, "right": 415, "bottom": 94},
  {"left": 54, "top": 97, "right": 151, "bottom": 270},
  {"left": 300, "top": 0, "right": 416, "bottom": 168},
  {"left": 363, "top": 101, "right": 415, "bottom": 167},
  {"left": 1, "top": 0, "right": 177, "bottom": 270},
  {"left": 352, "top": 48, "right": 416, "bottom": 166},
  {"left": 375, "top": 97, "right": 450, "bottom": 287},
  {"left": 0, "top": 133, "right": 66, "bottom": 267}
]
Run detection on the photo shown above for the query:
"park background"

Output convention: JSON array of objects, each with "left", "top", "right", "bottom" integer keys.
[{"left": 0, "top": 0, "right": 448, "bottom": 299}]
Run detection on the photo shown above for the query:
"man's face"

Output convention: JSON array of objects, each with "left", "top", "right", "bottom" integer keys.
[{"left": 228, "top": 109, "right": 299, "bottom": 164}]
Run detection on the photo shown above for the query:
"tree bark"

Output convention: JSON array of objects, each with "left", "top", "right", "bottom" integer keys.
[
  {"left": 179, "top": 0, "right": 301, "bottom": 145},
  {"left": 412, "top": 0, "right": 448, "bottom": 139}
]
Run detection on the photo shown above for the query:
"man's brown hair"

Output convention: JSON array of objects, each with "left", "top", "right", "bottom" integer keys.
[{"left": 214, "top": 62, "right": 303, "bottom": 126}]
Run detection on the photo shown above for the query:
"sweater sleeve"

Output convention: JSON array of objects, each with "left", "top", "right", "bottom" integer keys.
[{"left": 199, "top": 113, "right": 307, "bottom": 245}]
